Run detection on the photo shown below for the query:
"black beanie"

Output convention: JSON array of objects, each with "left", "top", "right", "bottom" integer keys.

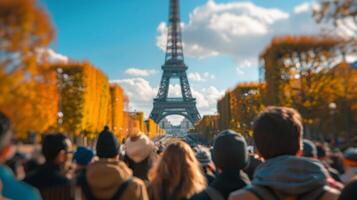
[
  {"left": 213, "top": 130, "right": 248, "bottom": 170},
  {"left": 96, "top": 126, "right": 120, "bottom": 158}
]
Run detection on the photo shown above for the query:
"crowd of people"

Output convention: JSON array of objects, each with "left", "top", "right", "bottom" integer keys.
[{"left": 0, "top": 106, "right": 357, "bottom": 200}]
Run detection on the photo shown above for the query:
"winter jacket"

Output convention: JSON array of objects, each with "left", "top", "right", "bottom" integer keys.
[
  {"left": 191, "top": 170, "right": 250, "bottom": 200},
  {"left": 229, "top": 156, "right": 340, "bottom": 200},
  {"left": 79, "top": 158, "right": 149, "bottom": 200},
  {"left": 24, "top": 162, "right": 71, "bottom": 200},
  {"left": 0, "top": 165, "right": 41, "bottom": 200}
]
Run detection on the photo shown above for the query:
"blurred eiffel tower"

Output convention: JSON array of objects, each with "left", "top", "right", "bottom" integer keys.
[{"left": 150, "top": 0, "right": 200, "bottom": 125}]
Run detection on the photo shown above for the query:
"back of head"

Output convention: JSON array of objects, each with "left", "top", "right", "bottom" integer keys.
[
  {"left": 344, "top": 148, "right": 357, "bottom": 168},
  {"left": 303, "top": 139, "right": 317, "bottom": 158},
  {"left": 253, "top": 106, "right": 303, "bottom": 160},
  {"left": 96, "top": 126, "right": 120, "bottom": 159},
  {"left": 73, "top": 146, "right": 94, "bottom": 166},
  {"left": 339, "top": 179, "right": 357, "bottom": 200},
  {"left": 0, "top": 112, "right": 11, "bottom": 151},
  {"left": 213, "top": 130, "right": 248, "bottom": 170},
  {"left": 149, "top": 141, "right": 206, "bottom": 200},
  {"left": 316, "top": 144, "right": 327, "bottom": 159},
  {"left": 195, "top": 146, "right": 212, "bottom": 167},
  {"left": 42, "top": 133, "right": 69, "bottom": 162}
]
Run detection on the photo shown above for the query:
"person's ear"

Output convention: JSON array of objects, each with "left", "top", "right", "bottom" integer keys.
[
  {"left": 297, "top": 141, "right": 303, "bottom": 157},
  {"left": 297, "top": 149, "right": 303, "bottom": 157},
  {"left": 56, "top": 149, "right": 66, "bottom": 164}
]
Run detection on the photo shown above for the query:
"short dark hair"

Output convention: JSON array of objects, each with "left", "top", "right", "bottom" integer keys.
[
  {"left": 0, "top": 112, "right": 11, "bottom": 150},
  {"left": 253, "top": 106, "right": 303, "bottom": 160},
  {"left": 42, "top": 133, "right": 69, "bottom": 162}
]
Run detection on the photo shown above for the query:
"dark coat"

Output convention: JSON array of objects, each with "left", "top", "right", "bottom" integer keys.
[
  {"left": 190, "top": 170, "right": 250, "bottom": 200},
  {"left": 24, "top": 162, "right": 70, "bottom": 189},
  {"left": 24, "top": 162, "right": 71, "bottom": 200},
  {"left": 123, "top": 152, "right": 157, "bottom": 182}
]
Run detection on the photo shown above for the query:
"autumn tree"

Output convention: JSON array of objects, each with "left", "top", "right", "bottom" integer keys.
[
  {"left": 314, "top": 0, "right": 357, "bottom": 36},
  {"left": 260, "top": 35, "right": 345, "bottom": 138},
  {"left": 232, "top": 83, "right": 265, "bottom": 139},
  {"left": 0, "top": 0, "right": 57, "bottom": 137},
  {"left": 52, "top": 62, "right": 112, "bottom": 139}
]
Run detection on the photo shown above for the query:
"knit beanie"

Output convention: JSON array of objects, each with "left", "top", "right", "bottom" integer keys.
[
  {"left": 124, "top": 133, "right": 154, "bottom": 163},
  {"left": 195, "top": 148, "right": 212, "bottom": 167},
  {"left": 303, "top": 139, "right": 317, "bottom": 158},
  {"left": 213, "top": 129, "right": 248, "bottom": 170},
  {"left": 96, "top": 126, "right": 120, "bottom": 158},
  {"left": 73, "top": 146, "right": 94, "bottom": 166}
]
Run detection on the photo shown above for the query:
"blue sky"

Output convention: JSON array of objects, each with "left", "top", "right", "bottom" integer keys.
[{"left": 40, "top": 0, "right": 321, "bottom": 119}]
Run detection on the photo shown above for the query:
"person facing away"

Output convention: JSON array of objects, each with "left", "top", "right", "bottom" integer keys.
[
  {"left": 24, "top": 133, "right": 72, "bottom": 200},
  {"left": 72, "top": 146, "right": 94, "bottom": 187},
  {"left": 194, "top": 146, "right": 216, "bottom": 185},
  {"left": 78, "top": 126, "right": 149, "bottom": 200},
  {"left": 149, "top": 141, "right": 207, "bottom": 200},
  {"left": 302, "top": 139, "right": 343, "bottom": 190},
  {"left": 191, "top": 130, "right": 250, "bottom": 200},
  {"left": 123, "top": 131, "right": 157, "bottom": 182},
  {"left": 338, "top": 178, "right": 357, "bottom": 200},
  {"left": 0, "top": 112, "right": 41, "bottom": 200},
  {"left": 341, "top": 148, "right": 357, "bottom": 184},
  {"left": 229, "top": 106, "right": 340, "bottom": 200}
]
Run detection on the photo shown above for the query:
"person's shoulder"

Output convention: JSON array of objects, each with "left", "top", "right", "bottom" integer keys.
[
  {"left": 6, "top": 179, "right": 42, "bottom": 200},
  {"left": 229, "top": 188, "right": 259, "bottom": 200},
  {"left": 130, "top": 177, "right": 146, "bottom": 187},
  {"left": 321, "top": 187, "right": 340, "bottom": 200},
  {"left": 189, "top": 190, "right": 210, "bottom": 200}
]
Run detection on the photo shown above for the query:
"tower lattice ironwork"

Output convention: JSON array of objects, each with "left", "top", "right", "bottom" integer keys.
[{"left": 150, "top": 0, "right": 201, "bottom": 124}]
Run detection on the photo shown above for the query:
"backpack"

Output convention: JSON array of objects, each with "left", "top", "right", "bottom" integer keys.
[
  {"left": 246, "top": 185, "right": 328, "bottom": 200},
  {"left": 205, "top": 186, "right": 225, "bottom": 200},
  {"left": 81, "top": 176, "right": 133, "bottom": 200}
]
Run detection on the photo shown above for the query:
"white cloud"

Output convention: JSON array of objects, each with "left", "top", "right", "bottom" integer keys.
[
  {"left": 125, "top": 68, "right": 157, "bottom": 77},
  {"left": 188, "top": 72, "right": 215, "bottom": 82},
  {"left": 36, "top": 48, "right": 69, "bottom": 64},
  {"left": 236, "top": 67, "right": 245, "bottom": 75},
  {"left": 294, "top": 2, "right": 311, "bottom": 14},
  {"left": 157, "top": 0, "right": 322, "bottom": 66},
  {"left": 111, "top": 78, "right": 157, "bottom": 115}
]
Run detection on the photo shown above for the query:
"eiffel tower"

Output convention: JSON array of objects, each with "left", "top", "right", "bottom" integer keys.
[{"left": 150, "top": 0, "right": 201, "bottom": 125}]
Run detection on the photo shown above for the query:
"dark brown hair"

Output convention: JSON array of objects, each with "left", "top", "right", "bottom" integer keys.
[{"left": 253, "top": 106, "right": 303, "bottom": 160}]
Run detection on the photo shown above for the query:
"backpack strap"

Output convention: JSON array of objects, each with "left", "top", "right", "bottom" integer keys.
[
  {"left": 298, "top": 186, "right": 328, "bottom": 200},
  {"left": 204, "top": 186, "right": 225, "bottom": 200},
  {"left": 80, "top": 175, "right": 96, "bottom": 200},
  {"left": 110, "top": 178, "right": 133, "bottom": 200},
  {"left": 245, "top": 185, "right": 281, "bottom": 200}
]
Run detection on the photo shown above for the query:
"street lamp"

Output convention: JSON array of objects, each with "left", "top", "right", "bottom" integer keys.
[
  {"left": 56, "top": 68, "right": 67, "bottom": 130},
  {"left": 329, "top": 102, "right": 337, "bottom": 140}
]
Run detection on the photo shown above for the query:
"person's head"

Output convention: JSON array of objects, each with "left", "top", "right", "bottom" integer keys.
[
  {"left": 149, "top": 141, "right": 206, "bottom": 200},
  {"left": 253, "top": 106, "right": 303, "bottom": 160},
  {"left": 41, "top": 133, "right": 72, "bottom": 166},
  {"left": 344, "top": 148, "right": 357, "bottom": 170},
  {"left": 0, "top": 112, "right": 13, "bottom": 164},
  {"left": 213, "top": 130, "right": 248, "bottom": 171},
  {"left": 338, "top": 179, "right": 357, "bottom": 200},
  {"left": 316, "top": 143, "right": 327, "bottom": 160},
  {"left": 96, "top": 126, "right": 120, "bottom": 159},
  {"left": 303, "top": 139, "right": 317, "bottom": 158},
  {"left": 73, "top": 146, "right": 94, "bottom": 167},
  {"left": 195, "top": 147, "right": 212, "bottom": 171}
]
